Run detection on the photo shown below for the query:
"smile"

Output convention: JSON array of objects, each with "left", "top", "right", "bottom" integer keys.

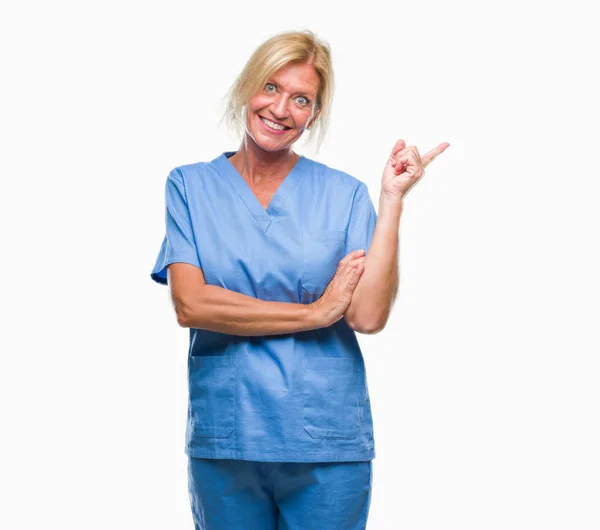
[{"left": 259, "top": 116, "right": 291, "bottom": 131}]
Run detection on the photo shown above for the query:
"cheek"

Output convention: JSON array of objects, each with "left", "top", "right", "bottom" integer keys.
[
  {"left": 290, "top": 110, "right": 310, "bottom": 128},
  {"left": 247, "top": 94, "right": 270, "bottom": 112}
]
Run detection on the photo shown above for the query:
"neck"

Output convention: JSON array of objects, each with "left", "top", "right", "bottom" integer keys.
[{"left": 230, "top": 137, "right": 299, "bottom": 183}]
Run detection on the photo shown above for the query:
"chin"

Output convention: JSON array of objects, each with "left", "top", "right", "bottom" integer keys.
[{"left": 247, "top": 133, "right": 295, "bottom": 153}]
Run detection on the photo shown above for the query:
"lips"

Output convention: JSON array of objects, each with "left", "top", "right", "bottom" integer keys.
[{"left": 259, "top": 115, "right": 291, "bottom": 130}]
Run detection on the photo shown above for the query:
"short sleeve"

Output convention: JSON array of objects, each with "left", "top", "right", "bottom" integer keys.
[
  {"left": 346, "top": 183, "right": 378, "bottom": 255},
  {"left": 150, "top": 169, "right": 201, "bottom": 285}
]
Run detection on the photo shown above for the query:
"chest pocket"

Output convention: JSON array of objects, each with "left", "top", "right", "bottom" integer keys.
[{"left": 300, "top": 229, "right": 347, "bottom": 296}]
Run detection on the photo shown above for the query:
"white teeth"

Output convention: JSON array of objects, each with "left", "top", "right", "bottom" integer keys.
[{"left": 260, "top": 117, "right": 287, "bottom": 131}]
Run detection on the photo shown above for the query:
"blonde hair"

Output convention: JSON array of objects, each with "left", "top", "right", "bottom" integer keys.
[{"left": 221, "top": 29, "right": 334, "bottom": 153}]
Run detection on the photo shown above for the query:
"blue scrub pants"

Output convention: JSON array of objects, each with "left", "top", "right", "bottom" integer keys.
[{"left": 188, "top": 457, "right": 373, "bottom": 529}]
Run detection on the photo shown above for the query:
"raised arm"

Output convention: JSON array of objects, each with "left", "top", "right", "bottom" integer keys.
[
  {"left": 344, "top": 139, "right": 450, "bottom": 334},
  {"left": 168, "top": 249, "right": 366, "bottom": 336}
]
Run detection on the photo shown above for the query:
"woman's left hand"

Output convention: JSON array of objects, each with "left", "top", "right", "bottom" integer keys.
[{"left": 381, "top": 139, "right": 450, "bottom": 200}]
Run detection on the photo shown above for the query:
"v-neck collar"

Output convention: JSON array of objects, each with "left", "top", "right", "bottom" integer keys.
[{"left": 214, "top": 151, "right": 308, "bottom": 233}]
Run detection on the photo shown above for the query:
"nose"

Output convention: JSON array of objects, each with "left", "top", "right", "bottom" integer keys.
[{"left": 271, "top": 93, "right": 289, "bottom": 120}]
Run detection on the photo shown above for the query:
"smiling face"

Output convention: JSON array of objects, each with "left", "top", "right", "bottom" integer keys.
[{"left": 244, "top": 62, "right": 321, "bottom": 153}]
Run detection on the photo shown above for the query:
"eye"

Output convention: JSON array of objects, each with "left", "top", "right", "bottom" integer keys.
[
  {"left": 265, "top": 83, "right": 277, "bottom": 93},
  {"left": 295, "top": 96, "right": 309, "bottom": 106}
]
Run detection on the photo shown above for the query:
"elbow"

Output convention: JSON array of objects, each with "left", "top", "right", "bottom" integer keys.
[
  {"left": 169, "top": 278, "right": 207, "bottom": 329},
  {"left": 173, "top": 298, "right": 195, "bottom": 328},
  {"left": 345, "top": 291, "right": 397, "bottom": 335},
  {"left": 366, "top": 323, "right": 385, "bottom": 335},
  {"left": 360, "top": 323, "right": 385, "bottom": 335},
  {"left": 346, "top": 317, "right": 386, "bottom": 335},
  {"left": 176, "top": 310, "right": 190, "bottom": 328}
]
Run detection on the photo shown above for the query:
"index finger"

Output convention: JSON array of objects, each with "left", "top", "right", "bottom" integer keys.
[{"left": 422, "top": 142, "right": 450, "bottom": 168}]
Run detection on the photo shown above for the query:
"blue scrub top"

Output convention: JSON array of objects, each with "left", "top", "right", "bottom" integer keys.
[{"left": 151, "top": 151, "right": 378, "bottom": 462}]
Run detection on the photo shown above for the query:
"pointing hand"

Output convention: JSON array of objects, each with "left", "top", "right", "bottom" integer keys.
[{"left": 382, "top": 139, "right": 450, "bottom": 200}]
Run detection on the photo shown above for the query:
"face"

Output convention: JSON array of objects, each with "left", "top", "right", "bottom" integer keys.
[{"left": 244, "top": 62, "right": 321, "bottom": 152}]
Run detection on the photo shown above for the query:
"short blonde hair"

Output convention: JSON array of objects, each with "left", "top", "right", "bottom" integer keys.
[{"left": 221, "top": 29, "right": 334, "bottom": 153}]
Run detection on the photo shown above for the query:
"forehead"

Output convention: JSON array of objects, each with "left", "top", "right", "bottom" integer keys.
[{"left": 268, "top": 63, "right": 320, "bottom": 96}]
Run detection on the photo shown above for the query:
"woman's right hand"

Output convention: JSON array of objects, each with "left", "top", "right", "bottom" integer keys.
[{"left": 310, "top": 249, "right": 366, "bottom": 327}]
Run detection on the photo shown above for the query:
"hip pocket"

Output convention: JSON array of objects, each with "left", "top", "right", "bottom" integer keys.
[
  {"left": 300, "top": 229, "right": 347, "bottom": 296},
  {"left": 303, "top": 357, "right": 360, "bottom": 439},
  {"left": 188, "top": 355, "right": 236, "bottom": 438}
]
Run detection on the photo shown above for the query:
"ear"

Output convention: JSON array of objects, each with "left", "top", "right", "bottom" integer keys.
[{"left": 307, "top": 106, "right": 322, "bottom": 129}]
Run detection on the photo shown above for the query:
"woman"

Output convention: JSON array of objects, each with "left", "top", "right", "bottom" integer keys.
[{"left": 151, "top": 29, "right": 449, "bottom": 530}]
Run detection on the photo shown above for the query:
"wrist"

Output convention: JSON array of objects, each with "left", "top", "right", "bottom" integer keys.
[
  {"left": 379, "top": 192, "right": 405, "bottom": 210},
  {"left": 308, "top": 299, "right": 332, "bottom": 329},
  {"left": 307, "top": 300, "right": 325, "bottom": 329},
  {"left": 378, "top": 193, "right": 404, "bottom": 225}
]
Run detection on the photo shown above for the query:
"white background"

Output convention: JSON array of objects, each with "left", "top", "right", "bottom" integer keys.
[{"left": 2, "top": 0, "right": 599, "bottom": 528}]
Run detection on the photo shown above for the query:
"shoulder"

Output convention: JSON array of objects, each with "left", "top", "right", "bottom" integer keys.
[
  {"left": 302, "top": 157, "right": 367, "bottom": 194},
  {"left": 169, "top": 152, "right": 231, "bottom": 185},
  {"left": 168, "top": 161, "right": 210, "bottom": 183}
]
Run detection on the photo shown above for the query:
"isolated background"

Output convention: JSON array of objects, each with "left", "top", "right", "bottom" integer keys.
[{"left": 2, "top": 1, "right": 599, "bottom": 528}]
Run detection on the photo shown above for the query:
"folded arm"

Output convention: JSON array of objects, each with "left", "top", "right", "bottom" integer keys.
[{"left": 167, "top": 263, "right": 328, "bottom": 335}]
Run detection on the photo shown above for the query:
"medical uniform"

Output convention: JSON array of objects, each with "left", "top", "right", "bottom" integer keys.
[{"left": 151, "top": 151, "right": 378, "bottom": 528}]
